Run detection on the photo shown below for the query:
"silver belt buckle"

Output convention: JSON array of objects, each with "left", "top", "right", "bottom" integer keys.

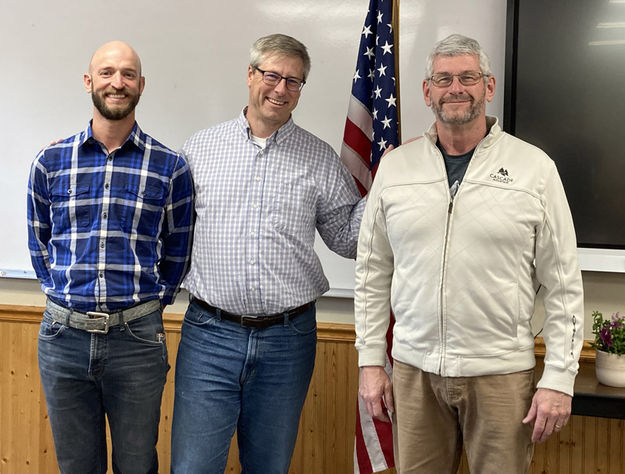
[
  {"left": 86, "top": 311, "right": 110, "bottom": 334},
  {"left": 240, "top": 314, "right": 259, "bottom": 326}
]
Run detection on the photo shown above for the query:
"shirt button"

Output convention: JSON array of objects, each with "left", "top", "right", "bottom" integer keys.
[
  {"left": 254, "top": 175, "right": 261, "bottom": 181},
  {"left": 108, "top": 156, "right": 113, "bottom": 161},
  {"left": 99, "top": 272, "right": 104, "bottom": 278},
  {"left": 249, "top": 260, "right": 255, "bottom": 265},
  {"left": 100, "top": 242, "right": 105, "bottom": 249},
  {"left": 67, "top": 189, "right": 72, "bottom": 195},
  {"left": 102, "top": 212, "right": 108, "bottom": 219},
  {"left": 104, "top": 183, "right": 110, "bottom": 190}
]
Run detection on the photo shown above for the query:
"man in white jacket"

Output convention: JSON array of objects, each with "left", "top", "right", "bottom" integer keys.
[{"left": 354, "top": 34, "right": 583, "bottom": 474}]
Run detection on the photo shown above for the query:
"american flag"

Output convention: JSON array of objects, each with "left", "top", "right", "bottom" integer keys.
[
  {"left": 341, "top": 0, "right": 399, "bottom": 194},
  {"left": 340, "top": 1, "right": 399, "bottom": 473}
]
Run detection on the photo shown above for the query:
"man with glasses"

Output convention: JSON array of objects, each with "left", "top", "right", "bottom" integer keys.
[
  {"left": 355, "top": 34, "right": 583, "bottom": 473},
  {"left": 171, "top": 33, "right": 365, "bottom": 473}
]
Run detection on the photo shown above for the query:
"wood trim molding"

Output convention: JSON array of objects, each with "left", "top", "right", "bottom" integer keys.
[
  {"left": 0, "top": 304, "right": 596, "bottom": 355},
  {"left": 0, "top": 304, "right": 356, "bottom": 343}
]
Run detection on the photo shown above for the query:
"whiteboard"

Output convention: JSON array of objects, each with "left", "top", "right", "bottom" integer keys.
[{"left": 0, "top": 0, "right": 507, "bottom": 293}]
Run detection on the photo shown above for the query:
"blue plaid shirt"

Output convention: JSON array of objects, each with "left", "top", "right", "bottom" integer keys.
[
  {"left": 182, "top": 109, "right": 365, "bottom": 315},
  {"left": 27, "top": 122, "right": 194, "bottom": 311}
]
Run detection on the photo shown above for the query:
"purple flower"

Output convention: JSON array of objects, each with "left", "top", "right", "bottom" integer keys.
[
  {"left": 611, "top": 312, "right": 624, "bottom": 328},
  {"left": 600, "top": 327, "right": 614, "bottom": 347}
]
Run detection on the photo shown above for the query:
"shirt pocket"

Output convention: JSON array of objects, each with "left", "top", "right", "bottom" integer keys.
[
  {"left": 122, "top": 182, "right": 167, "bottom": 234},
  {"left": 49, "top": 183, "right": 92, "bottom": 231},
  {"left": 270, "top": 170, "right": 316, "bottom": 234}
]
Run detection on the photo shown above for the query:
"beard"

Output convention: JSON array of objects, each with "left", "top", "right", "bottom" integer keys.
[
  {"left": 431, "top": 92, "right": 484, "bottom": 125},
  {"left": 91, "top": 88, "right": 140, "bottom": 121}
]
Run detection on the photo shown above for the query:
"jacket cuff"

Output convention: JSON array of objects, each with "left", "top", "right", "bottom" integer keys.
[
  {"left": 536, "top": 364, "right": 578, "bottom": 397},
  {"left": 357, "top": 347, "right": 387, "bottom": 368}
]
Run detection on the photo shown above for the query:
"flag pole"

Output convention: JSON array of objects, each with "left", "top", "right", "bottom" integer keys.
[{"left": 392, "top": 0, "right": 401, "bottom": 144}]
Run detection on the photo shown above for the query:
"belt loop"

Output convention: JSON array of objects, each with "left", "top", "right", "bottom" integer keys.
[
  {"left": 283, "top": 312, "right": 289, "bottom": 327},
  {"left": 65, "top": 311, "right": 71, "bottom": 327},
  {"left": 215, "top": 306, "right": 222, "bottom": 321},
  {"left": 119, "top": 310, "right": 126, "bottom": 331}
]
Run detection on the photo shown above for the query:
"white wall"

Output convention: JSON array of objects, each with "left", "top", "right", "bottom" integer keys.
[{"left": 1, "top": 0, "right": 621, "bottom": 339}]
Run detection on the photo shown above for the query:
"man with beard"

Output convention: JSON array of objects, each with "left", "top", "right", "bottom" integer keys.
[
  {"left": 27, "top": 40, "right": 193, "bottom": 473},
  {"left": 354, "top": 34, "right": 583, "bottom": 473}
]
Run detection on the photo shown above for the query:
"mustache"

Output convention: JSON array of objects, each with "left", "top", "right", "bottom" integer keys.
[{"left": 440, "top": 93, "right": 474, "bottom": 103}]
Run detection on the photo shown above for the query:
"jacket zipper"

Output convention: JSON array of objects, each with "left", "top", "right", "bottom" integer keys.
[
  {"left": 438, "top": 198, "right": 453, "bottom": 375},
  {"left": 435, "top": 142, "right": 483, "bottom": 375}
]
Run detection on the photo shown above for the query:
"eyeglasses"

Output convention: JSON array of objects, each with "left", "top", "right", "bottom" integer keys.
[
  {"left": 254, "top": 67, "right": 306, "bottom": 92},
  {"left": 429, "top": 71, "right": 488, "bottom": 87}
]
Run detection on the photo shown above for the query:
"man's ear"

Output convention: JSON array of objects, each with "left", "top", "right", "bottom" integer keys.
[
  {"left": 422, "top": 79, "right": 432, "bottom": 107},
  {"left": 83, "top": 73, "right": 92, "bottom": 93}
]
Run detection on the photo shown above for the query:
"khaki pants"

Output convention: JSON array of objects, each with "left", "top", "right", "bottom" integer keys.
[{"left": 392, "top": 360, "right": 535, "bottom": 474}]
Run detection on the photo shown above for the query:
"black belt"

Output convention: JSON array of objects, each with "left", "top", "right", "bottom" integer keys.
[{"left": 192, "top": 298, "right": 314, "bottom": 329}]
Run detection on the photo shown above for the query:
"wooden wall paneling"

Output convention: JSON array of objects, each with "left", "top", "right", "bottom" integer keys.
[
  {"left": 3, "top": 304, "right": 625, "bottom": 474},
  {"left": 0, "top": 315, "right": 54, "bottom": 473}
]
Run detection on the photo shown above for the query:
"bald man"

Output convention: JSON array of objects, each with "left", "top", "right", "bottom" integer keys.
[{"left": 27, "top": 41, "right": 194, "bottom": 473}]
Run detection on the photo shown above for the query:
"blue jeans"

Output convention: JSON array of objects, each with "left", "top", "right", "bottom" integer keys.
[
  {"left": 38, "top": 308, "right": 169, "bottom": 474},
  {"left": 171, "top": 300, "right": 317, "bottom": 474}
]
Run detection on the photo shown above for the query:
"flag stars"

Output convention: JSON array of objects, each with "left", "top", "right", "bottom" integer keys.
[
  {"left": 368, "top": 68, "right": 375, "bottom": 81},
  {"left": 377, "top": 137, "right": 388, "bottom": 151},
  {"left": 373, "top": 86, "right": 382, "bottom": 99},
  {"left": 377, "top": 64, "right": 387, "bottom": 77},
  {"left": 377, "top": 11, "right": 383, "bottom": 23},
  {"left": 372, "top": 108, "right": 378, "bottom": 119},
  {"left": 381, "top": 116, "right": 392, "bottom": 129},
  {"left": 353, "top": 69, "right": 361, "bottom": 83},
  {"left": 385, "top": 93, "right": 397, "bottom": 108},
  {"left": 381, "top": 41, "right": 393, "bottom": 55},
  {"left": 364, "top": 47, "right": 375, "bottom": 59},
  {"left": 362, "top": 24, "right": 373, "bottom": 38}
]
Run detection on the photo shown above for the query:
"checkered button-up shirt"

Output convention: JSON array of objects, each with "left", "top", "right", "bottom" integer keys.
[
  {"left": 27, "top": 122, "right": 194, "bottom": 311},
  {"left": 183, "top": 110, "right": 365, "bottom": 314}
]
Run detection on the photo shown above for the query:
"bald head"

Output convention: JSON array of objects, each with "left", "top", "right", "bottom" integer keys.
[{"left": 89, "top": 40, "right": 142, "bottom": 76}]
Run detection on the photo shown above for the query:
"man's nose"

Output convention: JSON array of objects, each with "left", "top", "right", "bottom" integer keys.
[
  {"left": 448, "top": 75, "right": 464, "bottom": 92},
  {"left": 111, "top": 71, "right": 124, "bottom": 89},
  {"left": 273, "top": 77, "right": 288, "bottom": 94}
]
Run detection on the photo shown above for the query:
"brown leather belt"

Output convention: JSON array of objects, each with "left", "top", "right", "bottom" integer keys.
[{"left": 192, "top": 298, "right": 314, "bottom": 329}]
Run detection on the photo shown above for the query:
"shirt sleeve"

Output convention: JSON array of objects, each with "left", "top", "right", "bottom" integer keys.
[
  {"left": 353, "top": 162, "right": 394, "bottom": 367},
  {"left": 534, "top": 163, "right": 584, "bottom": 396},
  {"left": 158, "top": 153, "right": 194, "bottom": 305},
  {"left": 315, "top": 150, "right": 366, "bottom": 259},
  {"left": 27, "top": 152, "right": 53, "bottom": 286}
]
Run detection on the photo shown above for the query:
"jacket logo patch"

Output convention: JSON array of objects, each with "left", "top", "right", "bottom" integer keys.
[{"left": 489, "top": 167, "right": 514, "bottom": 184}]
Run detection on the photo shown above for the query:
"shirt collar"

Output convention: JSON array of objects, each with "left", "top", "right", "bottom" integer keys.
[
  {"left": 80, "top": 120, "right": 144, "bottom": 151},
  {"left": 425, "top": 115, "right": 501, "bottom": 149},
  {"left": 237, "top": 107, "right": 296, "bottom": 145}
]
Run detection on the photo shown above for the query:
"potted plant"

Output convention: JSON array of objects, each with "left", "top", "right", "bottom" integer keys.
[{"left": 590, "top": 310, "right": 625, "bottom": 387}]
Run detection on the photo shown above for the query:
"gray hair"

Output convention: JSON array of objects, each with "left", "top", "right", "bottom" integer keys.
[
  {"left": 250, "top": 33, "right": 311, "bottom": 80},
  {"left": 425, "top": 34, "right": 492, "bottom": 79}
]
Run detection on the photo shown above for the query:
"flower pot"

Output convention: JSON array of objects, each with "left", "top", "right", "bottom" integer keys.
[{"left": 595, "top": 349, "right": 625, "bottom": 387}]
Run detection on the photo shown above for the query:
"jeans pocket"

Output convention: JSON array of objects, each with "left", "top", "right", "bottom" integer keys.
[
  {"left": 124, "top": 310, "right": 165, "bottom": 346},
  {"left": 287, "top": 310, "right": 317, "bottom": 336},
  {"left": 184, "top": 303, "right": 218, "bottom": 327},
  {"left": 38, "top": 312, "right": 66, "bottom": 340}
]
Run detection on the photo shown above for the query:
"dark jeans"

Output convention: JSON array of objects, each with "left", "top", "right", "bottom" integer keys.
[
  {"left": 171, "top": 300, "right": 317, "bottom": 474},
  {"left": 38, "top": 309, "right": 169, "bottom": 474}
]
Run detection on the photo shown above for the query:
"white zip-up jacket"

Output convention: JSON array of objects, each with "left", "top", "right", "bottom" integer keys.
[{"left": 355, "top": 117, "right": 584, "bottom": 396}]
